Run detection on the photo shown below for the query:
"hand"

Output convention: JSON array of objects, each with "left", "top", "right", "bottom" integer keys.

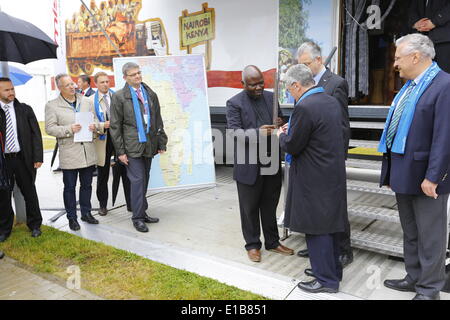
[
  {"left": 158, "top": 150, "right": 166, "bottom": 154},
  {"left": 71, "top": 124, "right": 82, "bottom": 133},
  {"left": 104, "top": 121, "right": 110, "bottom": 129},
  {"left": 276, "top": 128, "right": 283, "bottom": 138},
  {"left": 34, "top": 162, "right": 43, "bottom": 169},
  {"left": 275, "top": 117, "right": 284, "bottom": 128},
  {"left": 118, "top": 154, "right": 129, "bottom": 166},
  {"left": 259, "top": 125, "right": 276, "bottom": 136},
  {"left": 281, "top": 123, "right": 289, "bottom": 133},
  {"left": 89, "top": 123, "right": 96, "bottom": 132},
  {"left": 416, "top": 19, "right": 436, "bottom": 32},
  {"left": 413, "top": 18, "right": 428, "bottom": 30},
  {"left": 421, "top": 178, "right": 438, "bottom": 199}
]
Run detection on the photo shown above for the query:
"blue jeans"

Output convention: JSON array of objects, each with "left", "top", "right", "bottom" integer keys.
[{"left": 62, "top": 166, "right": 95, "bottom": 220}]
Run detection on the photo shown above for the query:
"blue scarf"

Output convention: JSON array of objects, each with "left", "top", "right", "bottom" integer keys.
[
  {"left": 378, "top": 62, "right": 441, "bottom": 154},
  {"left": 94, "top": 89, "right": 115, "bottom": 141},
  {"left": 285, "top": 87, "right": 325, "bottom": 164},
  {"left": 129, "top": 85, "right": 151, "bottom": 143}
]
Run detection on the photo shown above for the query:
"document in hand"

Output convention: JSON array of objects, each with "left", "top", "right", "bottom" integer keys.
[{"left": 74, "top": 112, "right": 94, "bottom": 142}]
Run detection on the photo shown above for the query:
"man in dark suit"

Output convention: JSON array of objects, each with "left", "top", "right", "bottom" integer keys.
[
  {"left": 0, "top": 78, "right": 43, "bottom": 242},
  {"left": 226, "top": 65, "right": 294, "bottom": 263},
  {"left": 409, "top": 0, "right": 450, "bottom": 73},
  {"left": 380, "top": 34, "right": 450, "bottom": 300},
  {"left": 77, "top": 74, "right": 96, "bottom": 97},
  {"left": 296, "top": 42, "right": 353, "bottom": 267},
  {"left": 278, "top": 64, "right": 347, "bottom": 293}
]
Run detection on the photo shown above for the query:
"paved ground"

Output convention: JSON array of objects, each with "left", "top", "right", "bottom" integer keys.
[
  {"left": 0, "top": 256, "right": 101, "bottom": 300},
  {"left": 2, "top": 152, "right": 450, "bottom": 300}
]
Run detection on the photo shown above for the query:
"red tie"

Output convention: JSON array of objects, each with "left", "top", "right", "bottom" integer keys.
[{"left": 81, "top": 91, "right": 85, "bottom": 95}]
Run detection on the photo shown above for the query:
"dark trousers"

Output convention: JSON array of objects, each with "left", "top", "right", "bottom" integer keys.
[
  {"left": 62, "top": 166, "right": 95, "bottom": 220},
  {"left": 396, "top": 193, "right": 449, "bottom": 296},
  {"left": 126, "top": 157, "right": 152, "bottom": 222},
  {"left": 306, "top": 233, "right": 342, "bottom": 290},
  {"left": 96, "top": 135, "right": 131, "bottom": 209},
  {"left": 338, "top": 219, "right": 352, "bottom": 256},
  {"left": 0, "top": 155, "right": 42, "bottom": 234},
  {"left": 435, "top": 42, "right": 450, "bottom": 74},
  {"left": 236, "top": 170, "right": 282, "bottom": 251}
]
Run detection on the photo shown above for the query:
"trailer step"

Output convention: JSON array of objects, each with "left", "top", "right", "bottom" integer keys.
[
  {"left": 347, "top": 180, "right": 395, "bottom": 196},
  {"left": 348, "top": 204, "right": 399, "bottom": 223},
  {"left": 350, "top": 121, "right": 386, "bottom": 130},
  {"left": 349, "top": 139, "right": 380, "bottom": 149},
  {"left": 346, "top": 159, "right": 382, "bottom": 170}
]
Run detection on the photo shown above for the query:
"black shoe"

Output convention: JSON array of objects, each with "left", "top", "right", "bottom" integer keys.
[
  {"left": 0, "top": 234, "right": 9, "bottom": 242},
  {"left": 133, "top": 221, "right": 149, "bottom": 233},
  {"left": 413, "top": 293, "right": 440, "bottom": 300},
  {"left": 81, "top": 213, "right": 99, "bottom": 224},
  {"left": 384, "top": 278, "right": 416, "bottom": 292},
  {"left": 98, "top": 208, "right": 108, "bottom": 216},
  {"left": 127, "top": 207, "right": 132, "bottom": 212},
  {"left": 339, "top": 253, "right": 354, "bottom": 268},
  {"left": 31, "top": 229, "right": 42, "bottom": 238},
  {"left": 304, "top": 268, "right": 315, "bottom": 277},
  {"left": 68, "top": 219, "right": 81, "bottom": 231},
  {"left": 143, "top": 216, "right": 159, "bottom": 224},
  {"left": 297, "top": 279, "right": 338, "bottom": 293},
  {"left": 0, "top": 251, "right": 4, "bottom": 259},
  {"left": 297, "top": 248, "right": 309, "bottom": 258}
]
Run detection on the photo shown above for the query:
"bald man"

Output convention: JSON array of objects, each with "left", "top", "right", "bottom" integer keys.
[{"left": 226, "top": 65, "right": 294, "bottom": 263}]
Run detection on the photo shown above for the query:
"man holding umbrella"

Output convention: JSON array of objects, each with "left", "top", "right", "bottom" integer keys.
[
  {"left": 0, "top": 77, "right": 43, "bottom": 241},
  {"left": 92, "top": 72, "right": 131, "bottom": 215}
]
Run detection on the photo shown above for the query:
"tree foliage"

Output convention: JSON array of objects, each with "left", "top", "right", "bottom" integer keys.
[{"left": 279, "top": 0, "right": 312, "bottom": 49}]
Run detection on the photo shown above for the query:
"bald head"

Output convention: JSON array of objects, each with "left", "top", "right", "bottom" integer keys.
[{"left": 241, "top": 65, "right": 264, "bottom": 98}]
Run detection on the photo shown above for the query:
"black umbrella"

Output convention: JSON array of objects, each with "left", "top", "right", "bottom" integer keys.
[{"left": 0, "top": 11, "right": 58, "bottom": 64}]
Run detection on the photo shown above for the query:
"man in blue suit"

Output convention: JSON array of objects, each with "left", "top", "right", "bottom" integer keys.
[
  {"left": 226, "top": 65, "right": 294, "bottom": 262},
  {"left": 379, "top": 33, "right": 450, "bottom": 300}
]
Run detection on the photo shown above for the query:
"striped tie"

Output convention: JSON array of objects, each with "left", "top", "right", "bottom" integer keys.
[
  {"left": 4, "top": 106, "right": 17, "bottom": 153},
  {"left": 386, "top": 82, "right": 416, "bottom": 149}
]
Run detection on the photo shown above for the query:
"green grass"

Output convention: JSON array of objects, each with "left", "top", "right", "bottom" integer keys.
[{"left": 0, "top": 225, "right": 266, "bottom": 300}]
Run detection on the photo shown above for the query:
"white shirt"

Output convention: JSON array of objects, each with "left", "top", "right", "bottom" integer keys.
[
  {"left": 314, "top": 66, "right": 327, "bottom": 86},
  {"left": 0, "top": 101, "right": 21, "bottom": 153}
]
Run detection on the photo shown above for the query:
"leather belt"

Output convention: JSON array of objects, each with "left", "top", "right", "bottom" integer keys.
[{"left": 4, "top": 152, "right": 20, "bottom": 158}]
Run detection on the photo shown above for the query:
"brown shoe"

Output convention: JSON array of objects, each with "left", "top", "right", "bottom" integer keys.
[
  {"left": 247, "top": 249, "right": 261, "bottom": 262},
  {"left": 268, "top": 244, "right": 294, "bottom": 256},
  {"left": 98, "top": 208, "right": 108, "bottom": 216}
]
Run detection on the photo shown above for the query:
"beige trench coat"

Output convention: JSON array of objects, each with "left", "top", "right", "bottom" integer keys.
[
  {"left": 45, "top": 94, "right": 98, "bottom": 170},
  {"left": 90, "top": 93, "right": 112, "bottom": 167}
]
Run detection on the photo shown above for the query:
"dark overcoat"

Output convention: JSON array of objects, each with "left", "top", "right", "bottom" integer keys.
[{"left": 279, "top": 89, "right": 347, "bottom": 235}]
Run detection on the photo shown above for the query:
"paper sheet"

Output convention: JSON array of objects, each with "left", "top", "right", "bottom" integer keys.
[{"left": 74, "top": 112, "right": 94, "bottom": 143}]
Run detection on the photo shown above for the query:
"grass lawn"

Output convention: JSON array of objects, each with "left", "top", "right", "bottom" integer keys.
[{"left": 0, "top": 225, "right": 266, "bottom": 300}]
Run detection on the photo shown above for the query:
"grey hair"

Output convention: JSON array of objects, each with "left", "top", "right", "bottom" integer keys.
[
  {"left": 285, "top": 64, "right": 315, "bottom": 87},
  {"left": 241, "top": 65, "right": 263, "bottom": 83},
  {"left": 122, "top": 62, "right": 140, "bottom": 76},
  {"left": 297, "top": 41, "right": 322, "bottom": 60},
  {"left": 396, "top": 33, "right": 435, "bottom": 60},
  {"left": 55, "top": 73, "right": 70, "bottom": 88}
]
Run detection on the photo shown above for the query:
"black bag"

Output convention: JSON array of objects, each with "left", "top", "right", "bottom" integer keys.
[{"left": 0, "top": 132, "right": 11, "bottom": 190}]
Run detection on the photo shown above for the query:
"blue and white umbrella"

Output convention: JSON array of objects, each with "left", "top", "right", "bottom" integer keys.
[{"left": 0, "top": 64, "right": 32, "bottom": 86}]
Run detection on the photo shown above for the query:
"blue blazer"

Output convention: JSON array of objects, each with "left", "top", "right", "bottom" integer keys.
[
  {"left": 226, "top": 90, "right": 282, "bottom": 185},
  {"left": 380, "top": 71, "right": 450, "bottom": 195}
]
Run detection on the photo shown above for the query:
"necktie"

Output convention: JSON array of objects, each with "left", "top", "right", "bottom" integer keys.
[
  {"left": 136, "top": 87, "right": 149, "bottom": 115},
  {"left": 103, "top": 94, "right": 110, "bottom": 119},
  {"left": 81, "top": 90, "right": 85, "bottom": 95},
  {"left": 4, "top": 106, "right": 17, "bottom": 153},
  {"left": 386, "top": 82, "right": 416, "bottom": 149}
]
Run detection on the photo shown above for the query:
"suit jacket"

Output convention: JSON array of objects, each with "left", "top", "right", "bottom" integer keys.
[
  {"left": 45, "top": 94, "right": 98, "bottom": 170},
  {"left": 110, "top": 82, "right": 168, "bottom": 158},
  {"left": 0, "top": 99, "right": 43, "bottom": 180},
  {"left": 380, "top": 71, "right": 450, "bottom": 195},
  {"left": 409, "top": 0, "right": 450, "bottom": 43},
  {"left": 317, "top": 69, "right": 350, "bottom": 155},
  {"left": 279, "top": 90, "right": 347, "bottom": 234},
  {"left": 90, "top": 92, "right": 112, "bottom": 166},
  {"left": 226, "top": 90, "right": 282, "bottom": 186},
  {"left": 83, "top": 87, "right": 96, "bottom": 97}
]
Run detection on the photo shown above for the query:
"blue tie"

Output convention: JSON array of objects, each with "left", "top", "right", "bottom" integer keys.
[{"left": 386, "top": 82, "right": 416, "bottom": 149}]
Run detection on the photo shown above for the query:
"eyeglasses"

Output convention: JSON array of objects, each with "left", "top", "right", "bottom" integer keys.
[
  {"left": 301, "top": 61, "right": 314, "bottom": 67},
  {"left": 126, "top": 71, "right": 142, "bottom": 77}
]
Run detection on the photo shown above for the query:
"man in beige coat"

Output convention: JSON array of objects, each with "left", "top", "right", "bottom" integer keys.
[
  {"left": 92, "top": 72, "right": 131, "bottom": 215},
  {"left": 45, "top": 74, "right": 99, "bottom": 231}
]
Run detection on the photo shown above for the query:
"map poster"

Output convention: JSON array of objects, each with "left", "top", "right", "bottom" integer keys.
[{"left": 113, "top": 54, "right": 216, "bottom": 192}]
